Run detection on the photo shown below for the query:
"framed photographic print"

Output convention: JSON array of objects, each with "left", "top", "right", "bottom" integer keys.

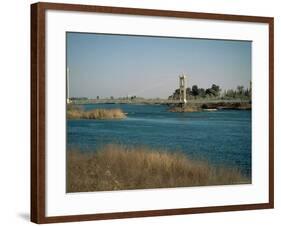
[{"left": 31, "top": 2, "right": 274, "bottom": 223}]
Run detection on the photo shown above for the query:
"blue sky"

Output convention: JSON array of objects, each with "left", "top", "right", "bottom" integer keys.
[{"left": 66, "top": 32, "right": 251, "bottom": 98}]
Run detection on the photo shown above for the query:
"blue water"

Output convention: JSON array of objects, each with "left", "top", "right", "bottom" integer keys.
[{"left": 67, "top": 104, "right": 251, "bottom": 177}]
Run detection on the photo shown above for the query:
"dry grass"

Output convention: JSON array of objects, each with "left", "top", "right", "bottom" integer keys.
[
  {"left": 169, "top": 105, "right": 201, "bottom": 112},
  {"left": 67, "top": 144, "right": 250, "bottom": 192},
  {"left": 67, "top": 106, "right": 126, "bottom": 120}
]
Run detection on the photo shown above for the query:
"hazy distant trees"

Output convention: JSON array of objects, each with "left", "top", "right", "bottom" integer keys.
[
  {"left": 222, "top": 86, "right": 251, "bottom": 100},
  {"left": 169, "top": 83, "right": 251, "bottom": 100},
  {"left": 169, "top": 84, "right": 221, "bottom": 100},
  {"left": 70, "top": 97, "right": 88, "bottom": 101},
  {"left": 237, "top": 86, "right": 244, "bottom": 95},
  {"left": 204, "top": 84, "right": 219, "bottom": 97},
  {"left": 191, "top": 85, "right": 199, "bottom": 97},
  {"left": 198, "top": 88, "right": 206, "bottom": 98}
]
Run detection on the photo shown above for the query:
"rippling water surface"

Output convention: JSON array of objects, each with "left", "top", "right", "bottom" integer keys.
[{"left": 67, "top": 104, "right": 251, "bottom": 176}]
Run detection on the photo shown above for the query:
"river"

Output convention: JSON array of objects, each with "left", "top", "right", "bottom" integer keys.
[{"left": 67, "top": 104, "right": 251, "bottom": 177}]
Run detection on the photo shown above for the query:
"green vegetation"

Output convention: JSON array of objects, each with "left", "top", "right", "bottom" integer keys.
[
  {"left": 67, "top": 105, "right": 126, "bottom": 120},
  {"left": 169, "top": 84, "right": 251, "bottom": 101},
  {"left": 169, "top": 84, "right": 221, "bottom": 100},
  {"left": 67, "top": 144, "right": 250, "bottom": 192},
  {"left": 222, "top": 85, "right": 251, "bottom": 100}
]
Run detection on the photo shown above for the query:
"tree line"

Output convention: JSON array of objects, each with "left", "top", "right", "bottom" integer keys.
[
  {"left": 222, "top": 85, "right": 251, "bottom": 100},
  {"left": 169, "top": 84, "right": 251, "bottom": 100}
]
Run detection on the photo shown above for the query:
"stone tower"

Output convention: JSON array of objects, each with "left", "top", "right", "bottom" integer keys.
[{"left": 179, "top": 74, "right": 187, "bottom": 104}]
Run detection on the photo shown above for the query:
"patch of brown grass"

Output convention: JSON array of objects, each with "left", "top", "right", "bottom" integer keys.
[
  {"left": 67, "top": 144, "right": 250, "bottom": 192},
  {"left": 67, "top": 107, "right": 126, "bottom": 120}
]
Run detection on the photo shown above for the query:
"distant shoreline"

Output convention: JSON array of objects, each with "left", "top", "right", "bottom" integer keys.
[
  {"left": 69, "top": 98, "right": 251, "bottom": 105},
  {"left": 169, "top": 101, "right": 251, "bottom": 112},
  {"left": 68, "top": 99, "right": 251, "bottom": 112}
]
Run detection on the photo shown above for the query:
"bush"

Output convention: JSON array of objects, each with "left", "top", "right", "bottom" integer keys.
[{"left": 67, "top": 107, "right": 126, "bottom": 120}]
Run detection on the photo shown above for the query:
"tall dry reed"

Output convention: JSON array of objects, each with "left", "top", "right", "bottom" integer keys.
[
  {"left": 67, "top": 106, "right": 126, "bottom": 120},
  {"left": 67, "top": 144, "right": 250, "bottom": 192}
]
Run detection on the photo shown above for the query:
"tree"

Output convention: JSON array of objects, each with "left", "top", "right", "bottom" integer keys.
[
  {"left": 206, "top": 88, "right": 216, "bottom": 96},
  {"left": 225, "top": 89, "right": 235, "bottom": 98},
  {"left": 191, "top": 85, "right": 199, "bottom": 97},
  {"left": 170, "top": 83, "right": 224, "bottom": 99},
  {"left": 96, "top": 96, "right": 99, "bottom": 100},
  {"left": 237, "top": 86, "right": 244, "bottom": 95},
  {"left": 186, "top": 87, "right": 192, "bottom": 96},
  {"left": 211, "top": 84, "right": 220, "bottom": 96},
  {"left": 172, "top": 89, "right": 180, "bottom": 100},
  {"left": 198, "top": 88, "right": 206, "bottom": 98},
  {"left": 244, "top": 88, "right": 250, "bottom": 97}
]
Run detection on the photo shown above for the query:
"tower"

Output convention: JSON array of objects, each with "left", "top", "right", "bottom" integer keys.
[{"left": 179, "top": 74, "right": 187, "bottom": 104}]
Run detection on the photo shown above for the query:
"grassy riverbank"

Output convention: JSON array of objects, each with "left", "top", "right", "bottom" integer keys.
[
  {"left": 67, "top": 144, "right": 250, "bottom": 192},
  {"left": 67, "top": 105, "right": 126, "bottom": 120},
  {"left": 169, "top": 101, "right": 251, "bottom": 112}
]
